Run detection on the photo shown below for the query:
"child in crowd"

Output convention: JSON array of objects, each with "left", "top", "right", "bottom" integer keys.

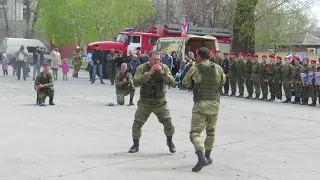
[
  {"left": 61, "top": 58, "right": 70, "bottom": 81},
  {"left": 2, "top": 53, "right": 9, "bottom": 77}
]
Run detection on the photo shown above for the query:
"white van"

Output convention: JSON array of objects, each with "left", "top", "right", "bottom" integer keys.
[
  {"left": 1, "top": 38, "right": 51, "bottom": 65},
  {"left": 155, "top": 35, "right": 219, "bottom": 61}
]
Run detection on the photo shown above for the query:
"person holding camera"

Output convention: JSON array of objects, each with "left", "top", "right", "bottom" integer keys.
[
  {"left": 33, "top": 46, "right": 44, "bottom": 80},
  {"left": 15, "top": 45, "right": 28, "bottom": 80}
]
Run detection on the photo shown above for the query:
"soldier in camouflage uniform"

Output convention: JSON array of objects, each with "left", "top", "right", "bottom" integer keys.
[
  {"left": 308, "top": 60, "right": 318, "bottom": 106},
  {"left": 267, "top": 54, "right": 276, "bottom": 101},
  {"left": 251, "top": 54, "right": 261, "bottom": 99},
  {"left": 274, "top": 56, "right": 283, "bottom": 101},
  {"left": 115, "top": 63, "right": 135, "bottom": 106},
  {"left": 106, "top": 48, "right": 118, "bottom": 85},
  {"left": 291, "top": 56, "right": 302, "bottom": 104},
  {"left": 182, "top": 47, "right": 226, "bottom": 172},
  {"left": 128, "top": 50, "right": 176, "bottom": 154},
  {"left": 72, "top": 46, "right": 83, "bottom": 78},
  {"left": 300, "top": 58, "right": 310, "bottom": 105},
  {"left": 245, "top": 53, "right": 253, "bottom": 99},
  {"left": 282, "top": 57, "right": 293, "bottom": 103},
  {"left": 34, "top": 63, "right": 55, "bottom": 105},
  {"left": 236, "top": 52, "right": 246, "bottom": 97},
  {"left": 259, "top": 55, "right": 268, "bottom": 100},
  {"left": 228, "top": 52, "right": 237, "bottom": 96},
  {"left": 209, "top": 50, "right": 215, "bottom": 63},
  {"left": 214, "top": 50, "right": 222, "bottom": 66}
]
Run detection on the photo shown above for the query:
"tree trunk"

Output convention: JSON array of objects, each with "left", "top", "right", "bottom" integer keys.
[
  {"left": 25, "top": 0, "right": 31, "bottom": 38},
  {"left": 30, "top": 2, "right": 39, "bottom": 39},
  {"left": 1, "top": 3, "right": 10, "bottom": 37},
  {"left": 232, "top": 0, "right": 258, "bottom": 54}
]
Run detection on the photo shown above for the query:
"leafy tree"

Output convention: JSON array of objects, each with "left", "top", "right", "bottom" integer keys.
[{"left": 37, "top": 0, "right": 155, "bottom": 45}]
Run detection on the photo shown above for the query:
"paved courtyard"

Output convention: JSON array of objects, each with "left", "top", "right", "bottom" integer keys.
[{"left": 0, "top": 69, "right": 320, "bottom": 180}]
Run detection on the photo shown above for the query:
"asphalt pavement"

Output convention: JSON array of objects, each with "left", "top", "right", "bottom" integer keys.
[{"left": 0, "top": 68, "right": 320, "bottom": 180}]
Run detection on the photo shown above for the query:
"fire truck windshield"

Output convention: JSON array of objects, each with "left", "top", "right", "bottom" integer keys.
[{"left": 116, "top": 34, "right": 128, "bottom": 42}]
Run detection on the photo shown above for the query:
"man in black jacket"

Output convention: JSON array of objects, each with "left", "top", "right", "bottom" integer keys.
[
  {"left": 91, "top": 44, "right": 105, "bottom": 84},
  {"left": 33, "top": 46, "right": 44, "bottom": 80}
]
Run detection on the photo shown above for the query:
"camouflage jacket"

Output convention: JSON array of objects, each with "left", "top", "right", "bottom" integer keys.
[
  {"left": 245, "top": 60, "right": 253, "bottom": 78},
  {"left": 291, "top": 64, "right": 302, "bottom": 80},
  {"left": 72, "top": 51, "right": 84, "bottom": 65},
  {"left": 115, "top": 71, "right": 134, "bottom": 92},
  {"left": 34, "top": 71, "right": 54, "bottom": 90},
  {"left": 274, "top": 62, "right": 283, "bottom": 80},
  {"left": 182, "top": 60, "right": 226, "bottom": 115},
  {"left": 107, "top": 53, "right": 118, "bottom": 67},
  {"left": 266, "top": 63, "right": 275, "bottom": 80},
  {"left": 214, "top": 56, "right": 222, "bottom": 66},
  {"left": 259, "top": 62, "right": 268, "bottom": 80},
  {"left": 236, "top": 60, "right": 246, "bottom": 78},
  {"left": 251, "top": 62, "right": 260, "bottom": 80},
  {"left": 282, "top": 64, "right": 292, "bottom": 80},
  {"left": 228, "top": 59, "right": 237, "bottom": 77}
]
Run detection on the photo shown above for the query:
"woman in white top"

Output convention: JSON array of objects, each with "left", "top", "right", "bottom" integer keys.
[{"left": 50, "top": 48, "right": 61, "bottom": 80}]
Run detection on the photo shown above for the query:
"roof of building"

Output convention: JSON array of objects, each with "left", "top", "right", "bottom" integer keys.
[{"left": 281, "top": 32, "right": 320, "bottom": 46}]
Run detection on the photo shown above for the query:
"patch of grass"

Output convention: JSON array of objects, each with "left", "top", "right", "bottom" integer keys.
[{"left": 67, "top": 58, "right": 88, "bottom": 67}]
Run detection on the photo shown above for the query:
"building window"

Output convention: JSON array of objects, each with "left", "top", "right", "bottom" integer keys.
[{"left": 23, "top": 8, "right": 27, "bottom": 20}]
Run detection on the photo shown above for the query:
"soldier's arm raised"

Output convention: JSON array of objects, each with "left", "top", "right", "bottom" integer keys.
[
  {"left": 133, "top": 65, "right": 151, "bottom": 87},
  {"left": 44, "top": 73, "right": 54, "bottom": 88},
  {"left": 182, "top": 66, "right": 197, "bottom": 89},
  {"left": 161, "top": 64, "right": 174, "bottom": 86}
]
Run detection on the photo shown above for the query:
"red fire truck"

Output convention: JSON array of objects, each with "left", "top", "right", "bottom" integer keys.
[{"left": 86, "top": 24, "right": 232, "bottom": 55}]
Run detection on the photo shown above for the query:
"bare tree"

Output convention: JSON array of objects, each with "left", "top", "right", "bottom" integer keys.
[{"left": 0, "top": 0, "right": 10, "bottom": 37}]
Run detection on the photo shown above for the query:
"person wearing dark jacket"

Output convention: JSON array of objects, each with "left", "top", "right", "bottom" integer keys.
[
  {"left": 91, "top": 44, "right": 105, "bottom": 84},
  {"left": 32, "top": 46, "right": 44, "bottom": 80},
  {"left": 221, "top": 52, "right": 229, "bottom": 95}
]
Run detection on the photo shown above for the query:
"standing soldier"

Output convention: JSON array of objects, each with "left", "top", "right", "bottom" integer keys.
[
  {"left": 267, "top": 54, "right": 276, "bottom": 101},
  {"left": 308, "top": 60, "right": 318, "bottom": 106},
  {"left": 236, "top": 52, "right": 246, "bottom": 98},
  {"left": 300, "top": 58, "right": 310, "bottom": 105},
  {"left": 214, "top": 50, "right": 222, "bottom": 66},
  {"left": 259, "top": 55, "right": 268, "bottom": 100},
  {"left": 291, "top": 56, "right": 302, "bottom": 104},
  {"left": 282, "top": 57, "right": 293, "bottom": 103},
  {"left": 182, "top": 47, "right": 226, "bottom": 172},
  {"left": 72, "top": 46, "right": 83, "bottom": 78},
  {"left": 221, "top": 52, "right": 229, "bottom": 95},
  {"left": 251, "top": 54, "right": 261, "bottom": 99},
  {"left": 115, "top": 63, "right": 135, "bottom": 106},
  {"left": 106, "top": 48, "right": 118, "bottom": 85},
  {"left": 128, "top": 50, "right": 176, "bottom": 154},
  {"left": 245, "top": 53, "right": 253, "bottom": 99},
  {"left": 274, "top": 56, "right": 283, "bottom": 102},
  {"left": 209, "top": 50, "right": 215, "bottom": 63},
  {"left": 228, "top": 52, "right": 237, "bottom": 96}
]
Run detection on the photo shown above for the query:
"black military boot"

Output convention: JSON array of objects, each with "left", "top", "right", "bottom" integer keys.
[
  {"left": 101, "top": 81, "right": 105, "bottom": 84},
  {"left": 308, "top": 100, "right": 316, "bottom": 106},
  {"left": 128, "top": 95, "right": 134, "bottom": 106},
  {"left": 166, "top": 136, "right": 176, "bottom": 153},
  {"left": 128, "top": 139, "right": 139, "bottom": 153},
  {"left": 292, "top": 97, "right": 298, "bottom": 104},
  {"left": 245, "top": 94, "right": 252, "bottom": 99},
  {"left": 205, "top": 150, "right": 213, "bottom": 165},
  {"left": 49, "top": 97, "right": 55, "bottom": 105},
  {"left": 236, "top": 93, "right": 243, "bottom": 98},
  {"left": 253, "top": 94, "right": 260, "bottom": 100},
  {"left": 282, "top": 97, "right": 290, "bottom": 103},
  {"left": 300, "top": 99, "right": 307, "bottom": 105},
  {"left": 230, "top": 92, "right": 235, "bottom": 97},
  {"left": 192, "top": 150, "right": 208, "bottom": 172},
  {"left": 268, "top": 96, "right": 275, "bottom": 101}
]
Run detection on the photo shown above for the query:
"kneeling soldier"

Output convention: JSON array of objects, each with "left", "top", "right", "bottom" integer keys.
[
  {"left": 115, "top": 63, "right": 135, "bottom": 106},
  {"left": 34, "top": 63, "right": 55, "bottom": 105}
]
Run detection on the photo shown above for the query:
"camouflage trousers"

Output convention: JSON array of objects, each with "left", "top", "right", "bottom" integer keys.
[
  {"left": 302, "top": 86, "right": 309, "bottom": 100},
  {"left": 268, "top": 78, "right": 276, "bottom": 97},
  {"left": 260, "top": 78, "right": 268, "bottom": 98},
  {"left": 190, "top": 112, "right": 218, "bottom": 151},
  {"left": 293, "top": 81, "right": 302, "bottom": 98},
  {"left": 73, "top": 64, "right": 81, "bottom": 77},
  {"left": 107, "top": 66, "right": 116, "bottom": 84},
  {"left": 229, "top": 76, "right": 237, "bottom": 94},
  {"left": 132, "top": 98, "right": 175, "bottom": 140},
  {"left": 237, "top": 78, "right": 245, "bottom": 94},
  {"left": 245, "top": 75, "right": 253, "bottom": 95},
  {"left": 309, "top": 84, "right": 317, "bottom": 100},
  {"left": 37, "top": 88, "right": 54, "bottom": 103},
  {"left": 283, "top": 79, "right": 292, "bottom": 98},
  {"left": 116, "top": 88, "right": 135, "bottom": 105},
  {"left": 274, "top": 78, "right": 282, "bottom": 100}
]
